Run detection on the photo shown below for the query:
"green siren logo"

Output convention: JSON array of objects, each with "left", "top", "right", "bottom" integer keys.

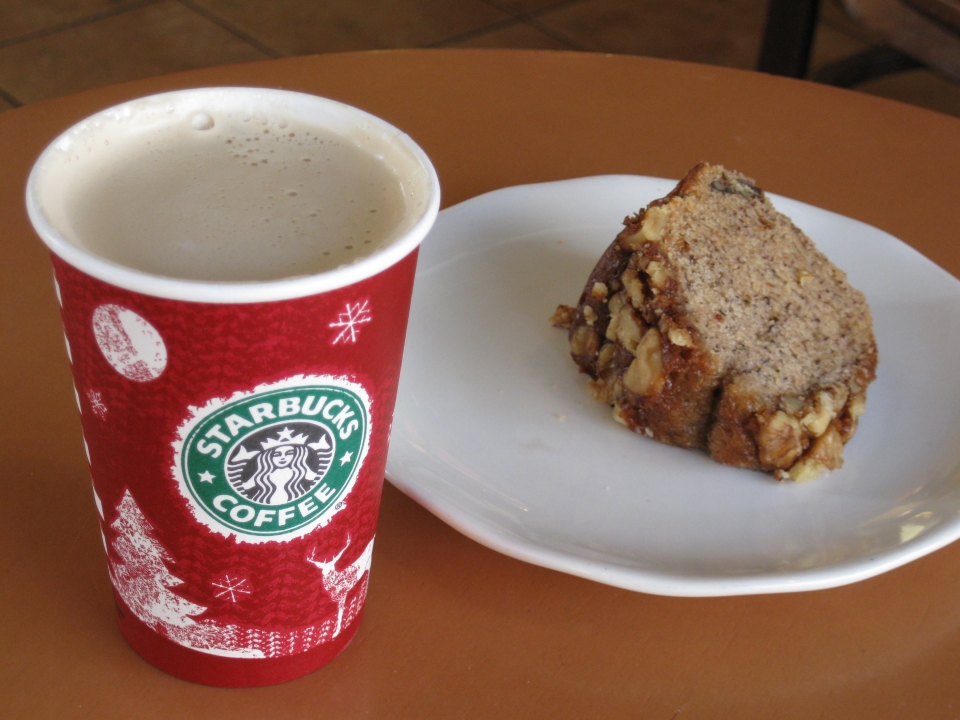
[{"left": 174, "top": 376, "right": 371, "bottom": 543}]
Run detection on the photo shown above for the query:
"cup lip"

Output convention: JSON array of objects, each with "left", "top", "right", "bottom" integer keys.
[{"left": 25, "top": 87, "right": 441, "bottom": 304}]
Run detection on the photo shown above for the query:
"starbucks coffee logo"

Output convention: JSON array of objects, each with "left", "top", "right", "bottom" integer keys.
[
  {"left": 226, "top": 422, "right": 336, "bottom": 505},
  {"left": 174, "top": 376, "right": 371, "bottom": 543}
]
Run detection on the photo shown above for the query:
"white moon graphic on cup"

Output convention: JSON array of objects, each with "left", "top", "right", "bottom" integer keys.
[{"left": 92, "top": 304, "right": 167, "bottom": 381}]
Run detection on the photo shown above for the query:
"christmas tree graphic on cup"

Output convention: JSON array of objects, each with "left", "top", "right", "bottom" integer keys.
[{"left": 105, "top": 488, "right": 373, "bottom": 658}]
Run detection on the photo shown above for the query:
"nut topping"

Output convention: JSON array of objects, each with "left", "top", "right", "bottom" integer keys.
[
  {"left": 837, "top": 391, "right": 866, "bottom": 442},
  {"left": 848, "top": 392, "right": 866, "bottom": 420},
  {"left": 640, "top": 205, "right": 670, "bottom": 242},
  {"left": 807, "top": 422, "right": 844, "bottom": 468},
  {"left": 570, "top": 325, "right": 600, "bottom": 358},
  {"left": 583, "top": 305, "right": 598, "bottom": 326},
  {"left": 781, "top": 395, "right": 804, "bottom": 415},
  {"left": 646, "top": 261, "right": 669, "bottom": 288},
  {"left": 613, "top": 305, "right": 644, "bottom": 352},
  {"left": 787, "top": 458, "right": 827, "bottom": 483},
  {"left": 622, "top": 328, "right": 663, "bottom": 395},
  {"left": 757, "top": 411, "right": 804, "bottom": 468},
  {"left": 549, "top": 304, "right": 576, "bottom": 330},
  {"left": 800, "top": 390, "right": 837, "bottom": 437},
  {"left": 621, "top": 268, "right": 645, "bottom": 308},
  {"left": 612, "top": 402, "right": 629, "bottom": 426},
  {"left": 667, "top": 326, "right": 693, "bottom": 347},
  {"left": 787, "top": 422, "right": 844, "bottom": 482},
  {"left": 597, "top": 342, "right": 616, "bottom": 369},
  {"left": 606, "top": 293, "right": 625, "bottom": 341}
]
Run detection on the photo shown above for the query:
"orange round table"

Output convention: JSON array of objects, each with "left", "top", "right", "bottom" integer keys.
[{"left": 2, "top": 49, "right": 960, "bottom": 719}]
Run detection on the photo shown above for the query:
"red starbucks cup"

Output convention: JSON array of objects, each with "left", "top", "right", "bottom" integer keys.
[{"left": 25, "top": 88, "right": 440, "bottom": 687}]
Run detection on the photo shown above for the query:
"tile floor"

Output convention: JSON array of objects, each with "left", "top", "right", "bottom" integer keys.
[{"left": 0, "top": 0, "right": 958, "bottom": 116}]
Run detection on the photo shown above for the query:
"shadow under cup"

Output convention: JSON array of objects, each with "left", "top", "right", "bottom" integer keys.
[{"left": 25, "top": 87, "right": 440, "bottom": 687}]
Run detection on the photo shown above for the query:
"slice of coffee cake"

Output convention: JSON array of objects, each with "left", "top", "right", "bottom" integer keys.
[{"left": 553, "top": 163, "right": 877, "bottom": 481}]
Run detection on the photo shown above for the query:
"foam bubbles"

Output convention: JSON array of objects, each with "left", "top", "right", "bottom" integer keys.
[{"left": 191, "top": 112, "right": 215, "bottom": 131}]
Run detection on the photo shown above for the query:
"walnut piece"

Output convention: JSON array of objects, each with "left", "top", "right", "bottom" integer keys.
[
  {"left": 667, "top": 326, "right": 693, "bottom": 347},
  {"left": 620, "top": 204, "right": 672, "bottom": 250},
  {"left": 800, "top": 387, "right": 849, "bottom": 437},
  {"left": 621, "top": 268, "right": 645, "bottom": 309},
  {"left": 757, "top": 411, "right": 804, "bottom": 468},
  {"left": 583, "top": 305, "right": 598, "bottom": 326},
  {"left": 550, "top": 304, "right": 576, "bottom": 330},
  {"left": 623, "top": 328, "right": 663, "bottom": 395},
  {"left": 788, "top": 422, "right": 844, "bottom": 482},
  {"left": 612, "top": 305, "right": 644, "bottom": 352},
  {"left": 570, "top": 325, "right": 600, "bottom": 357},
  {"left": 640, "top": 205, "right": 670, "bottom": 242},
  {"left": 646, "top": 261, "right": 669, "bottom": 289}
]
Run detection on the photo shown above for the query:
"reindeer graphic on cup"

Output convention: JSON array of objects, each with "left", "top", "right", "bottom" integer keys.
[{"left": 226, "top": 423, "right": 336, "bottom": 507}]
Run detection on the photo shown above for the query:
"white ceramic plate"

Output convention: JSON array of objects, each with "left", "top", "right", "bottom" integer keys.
[{"left": 385, "top": 175, "right": 960, "bottom": 597}]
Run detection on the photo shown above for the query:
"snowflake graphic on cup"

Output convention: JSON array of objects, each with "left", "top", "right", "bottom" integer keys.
[
  {"left": 329, "top": 299, "right": 371, "bottom": 344},
  {"left": 211, "top": 574, "right": 251, "bottom": 603}
]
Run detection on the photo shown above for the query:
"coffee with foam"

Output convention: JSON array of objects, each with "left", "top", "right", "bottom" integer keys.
[{"left": 32, "top": 90, "right": 431, "bottom": 283}]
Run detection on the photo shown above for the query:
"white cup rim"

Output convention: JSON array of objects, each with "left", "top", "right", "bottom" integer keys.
[{"left": 26, "top": 87, "right": 441, "bottom": 304}]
